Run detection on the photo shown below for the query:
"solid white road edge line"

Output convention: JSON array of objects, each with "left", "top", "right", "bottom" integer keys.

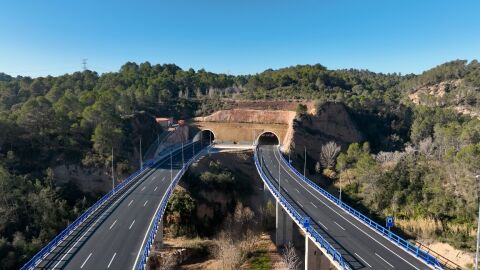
[
  {"left": 50, "top": 146, "right": 184, "bottom": 269},
  {"left": 51, "top": 172, "right": 138, "bottom": 269},
  {"left": 131, "top": 173, "right": 178, "bottom": 269},
  {"left": 131, "top": 146, "right": 207, "bottom": 270},
  {"left": 271, "top": 148, "right": 421, "bottom": 270}
]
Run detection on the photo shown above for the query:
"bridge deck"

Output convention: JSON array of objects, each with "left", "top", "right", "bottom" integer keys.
[
  {"left": 34, "top": 143, "right": 200, "bottom": 270},
  {"left": 258, "top": 145, "right": 432, "bottom": 270}
]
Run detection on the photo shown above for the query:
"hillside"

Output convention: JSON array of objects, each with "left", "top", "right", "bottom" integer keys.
[
  {"left": 408, "top": 79, "right": 480, "bottom": 119},
  {"left": 0, "top": 60, "right": 479, "bottom": 268}
]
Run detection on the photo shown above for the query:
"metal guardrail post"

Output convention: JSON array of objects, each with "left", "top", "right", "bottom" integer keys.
[
  {"left": 253, "top": 146, "right": 349, "bottom": 270},
  {"left": 137, "top": 142, "right": 209, "bottom": 269},
  {"left": 21, "top": 142, "right": 195, "bottom": 270},
  {"left": 274, "top": 147, "right": 445, "bottom": 270}
]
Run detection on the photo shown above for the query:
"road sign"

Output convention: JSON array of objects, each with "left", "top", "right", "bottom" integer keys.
[
  {"left": 386, "top": 216, "right": 394, "bottom": 229},
  {"left": 303, "top": 217, "right": 310, "bottom": 228}
]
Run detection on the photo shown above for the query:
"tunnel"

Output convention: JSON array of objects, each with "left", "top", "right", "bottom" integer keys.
[
  {"left": 193, "top": 129, "right": 215, "bottom": 145},
  {"left": 257, "top": 132, "right": 279, "bottom": 145}
]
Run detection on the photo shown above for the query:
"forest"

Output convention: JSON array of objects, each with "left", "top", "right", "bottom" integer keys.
[{"left": 0, "top": 59, "right": 479, "bottom": 268}]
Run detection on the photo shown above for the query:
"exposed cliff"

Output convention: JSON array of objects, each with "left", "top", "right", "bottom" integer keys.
[{"left": 194, "top": 109, "right": 296, "bottom": 125}]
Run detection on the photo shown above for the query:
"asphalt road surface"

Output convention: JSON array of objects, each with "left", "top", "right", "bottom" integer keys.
[
  {"left": 258, "top": 144, "right": 431, "bottom": 270},
  {"left": 35, "top": 142, "right": 201, "bottom": 270}
]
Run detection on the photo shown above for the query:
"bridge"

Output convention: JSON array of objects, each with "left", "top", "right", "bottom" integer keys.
[
  {"left": 21, "top": 128, "right": 449, "bottom": 270},
  {"left": 255, "top": 132, "right": 442, "bottom": 270},
  {"left": 22, "top": 139, "right": 209, "bottom": 270}
]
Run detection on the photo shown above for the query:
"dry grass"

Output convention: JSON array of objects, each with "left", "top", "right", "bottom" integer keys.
[
  {"left": 426, "top": 242, "right": 474, "bottom": 269},
  {"left": 396, "top": 218, "right": 475, "bottom": 239}
]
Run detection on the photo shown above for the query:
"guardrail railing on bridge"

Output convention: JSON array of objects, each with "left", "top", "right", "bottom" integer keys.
[
  {"left": 275, "top": 147, "right": 444, "bottom": 270},
  {"left": 137, "top": 143, "right": 209, "bottom": 270},
  {"left": 21, "top": 142, "right": 192, "bottom": 270},
  {"left": 254, "top": 146, "right": 349, "bottom": 270}
]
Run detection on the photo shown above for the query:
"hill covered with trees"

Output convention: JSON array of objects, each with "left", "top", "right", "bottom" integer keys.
[{"left": 0, "top": 60, "right": 479, "bottom": 268}]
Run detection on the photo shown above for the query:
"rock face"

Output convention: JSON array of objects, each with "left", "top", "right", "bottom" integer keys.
[
  {"left": 289, "top": 102, "right": 363, "bottom": 178},
  {"left": 408, "top": 79, "right": 462, "bottom": 105},
  {"left": 192, "top": 103, "right": 363, "bottom": 155},
  {"left": 154, "top": 125, "right": 189, "bottom": 156},
  {"left": 54, "top": 164, "right": 111, "bottom": 194},
  {"left": 194, "top": 109, "right": 296, "bottom": 125},
  {"left": 407, "top": 79, "right": 480, "bottom": 119},
  {"left": 298, "top": 102, "right": 364, "bottom": 146}
]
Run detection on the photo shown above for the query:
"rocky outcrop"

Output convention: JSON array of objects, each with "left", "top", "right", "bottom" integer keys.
[
  {"left": 53, "top": 164, "right": 111, "bottom": 193},
  {"left": 407, "top": 79, "right": 480, "bottom": 119},
  {"left": 408, "top": 79, "right": 462, "bottom": 105},
  {"left": 289, "top": 102, "right": 363, "bottom": 178},
  {"left": 154, "top": 125, "right": 189, "bottom": 156}
]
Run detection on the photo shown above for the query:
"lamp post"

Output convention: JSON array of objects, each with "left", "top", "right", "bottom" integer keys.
[
  {"left": 475, "top": 174, "right": 480, "bottom": 270},
  {"left": 181, "top": 142, "right": 185, "bottom": 165},
  {"left": 278, "top": 157, "right": 281, "bottom": 198},
  {"left": 111, "top": 148, "right": 115, "bottom": 194},
  {"left": 139, "top": 137, "right": 143, "bottom": 170},
  {"left": 303, "top": 146, "right": 307, "bottom": 181},
  {"left": 339, "top": 175, "right": 342, "bottom": 202},
  {"left": 170, "top": 150, "right": 173, "bottom": 182}
]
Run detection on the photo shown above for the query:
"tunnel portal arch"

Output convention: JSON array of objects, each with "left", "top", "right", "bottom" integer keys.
[
  {"left": 193, "top": 129, "right": 216, "bottom": 145},
  {"left": 256, "top": 131, "right": 280, "bottom": 145}
]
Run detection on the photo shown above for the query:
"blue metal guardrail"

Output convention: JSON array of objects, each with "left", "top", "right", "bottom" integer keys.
[
  {"left": 275, "top": 147, "right": 444, "bottom": 269},
  {"left": 137, "top": 143, "right": 208, "bottom": 270},
  {"left": 21, "top": 142, "right": 191, "bottom": 270},
  {"left": 253, "top": 147, "right": 349, "bottom": 270}
]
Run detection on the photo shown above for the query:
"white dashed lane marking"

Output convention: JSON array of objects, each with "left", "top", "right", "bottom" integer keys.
[
  {"left": 107, "top": 252, "right": 117, "bottom": 268},
  {"left": 80, "top": 252, "right": 92, "bottom": 269}
]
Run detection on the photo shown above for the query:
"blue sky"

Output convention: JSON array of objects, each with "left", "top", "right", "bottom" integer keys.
[{"left": 0, "top": 0, "right": 479, "bottom": 77}]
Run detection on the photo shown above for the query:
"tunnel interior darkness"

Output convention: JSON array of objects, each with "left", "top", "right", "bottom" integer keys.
[
  {"left": 257, "top": 132, "right": 279, "bottom": 145},
  {"left": 195, "top": 130, "right": 215, "bottom": 145}
]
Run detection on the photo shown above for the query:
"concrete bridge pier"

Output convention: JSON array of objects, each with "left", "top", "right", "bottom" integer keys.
[
  {"left": 305, "top": 237, "right": 332, "bottom": 270},
  {"left": 276, "top": 201, "right": 293, "bottom": 247},
  {"left": 154, "top": 219, "right": 163, "bottom": 249},
  {"left": 263, "top": 182, "right": 269, "bottom": 203}
]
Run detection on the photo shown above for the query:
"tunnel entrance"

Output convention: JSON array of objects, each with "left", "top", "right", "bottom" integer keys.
[
  {"left": 257, "top": 132, "right": 279, "bottom": 145},
  {"left": 193, "top": 130, "right": 215, "bottom": 145}
]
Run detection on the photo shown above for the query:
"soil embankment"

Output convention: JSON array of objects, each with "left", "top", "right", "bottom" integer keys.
[{"left": 151, "top": 151, "right": 288, "bottom": 269}]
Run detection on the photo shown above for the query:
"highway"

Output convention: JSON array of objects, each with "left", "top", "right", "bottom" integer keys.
[
  {"left": 35, "top": 142, "right": 201, "bottom": 270},
  {"left": 258, "top": 144, "right": 432, "bottom": 270}
]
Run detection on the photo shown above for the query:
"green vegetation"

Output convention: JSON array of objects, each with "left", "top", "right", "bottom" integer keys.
[
  {"left": 0, "top": 64, "right": 241, "bottom": 268},
  {"left": 165, "top": 160, "right": 253, "bottom": 237},
  {"left": 248, "top": 249, "right": 271, "bottom": 270},
  {"left": 0, "top": 165, "right": 92, "bottom": 269},
  {"left": 334, "top": 106, "right": 480, "bottom": 250},
  {"left": 0, "top": 59, "right": 479, "bottom": 266}
]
